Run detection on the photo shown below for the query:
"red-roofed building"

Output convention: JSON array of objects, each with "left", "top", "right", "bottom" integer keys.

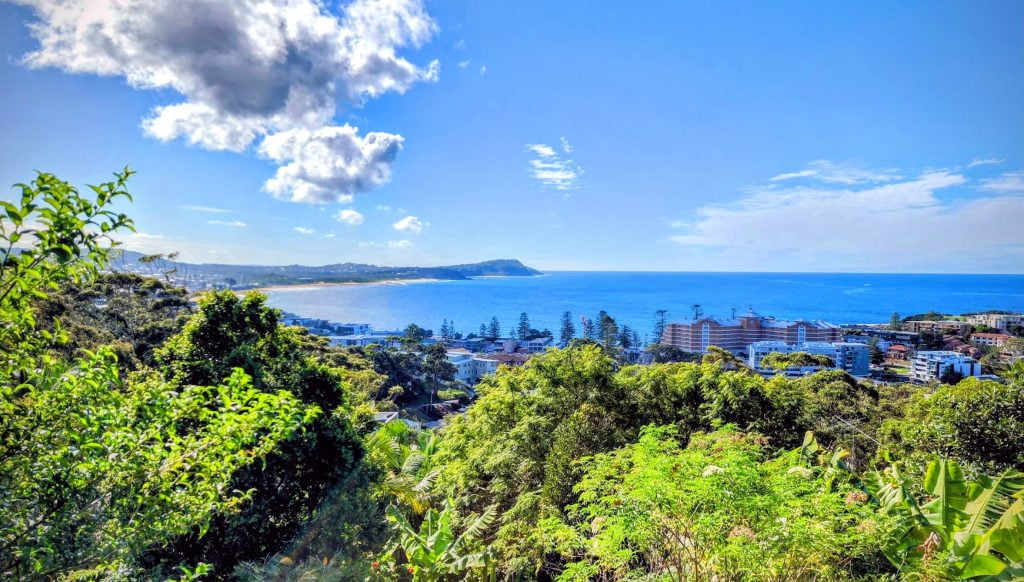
[
  {"left": 972, "top": 332, "right": 1012, "bottom": 347},
  {"left": 886, "top": 344, "right": 910, "bottom": 360}
]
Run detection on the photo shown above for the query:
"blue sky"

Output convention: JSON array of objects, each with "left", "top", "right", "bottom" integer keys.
[{"left": 1, "top": 0, "right": 1022, "bottom": 272}]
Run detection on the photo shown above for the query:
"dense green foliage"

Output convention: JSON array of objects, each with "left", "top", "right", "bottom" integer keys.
[{"left": 3, "top": 169, "right": 1023, "bottom": 581}]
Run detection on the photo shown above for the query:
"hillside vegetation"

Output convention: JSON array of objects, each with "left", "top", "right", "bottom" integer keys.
[{"left": 2, "top": 170, "right": 1023, "bottom": 580}]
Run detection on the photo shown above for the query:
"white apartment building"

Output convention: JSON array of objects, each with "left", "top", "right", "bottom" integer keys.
[
  {"left": 446, "top": 352, "right": 500, "bottom": 385},
  {"left": 747, "top": 341, "right": 870, "bottom": 376},
  {"left": 910, "top": 351, "right": 981, "bottom": 383},
  {"left": 966, "top": 313, "right": 1024, "bottom": 333}
]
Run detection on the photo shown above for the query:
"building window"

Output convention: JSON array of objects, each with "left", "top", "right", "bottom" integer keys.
[{"left": 701, "top": 322, "right": 710, "bottom": 353}]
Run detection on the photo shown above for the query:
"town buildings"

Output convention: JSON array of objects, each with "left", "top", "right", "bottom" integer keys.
[
  {"left": 971, "top": 332, "right": 1013, "bottom": 347},
  {"left": 445, "top": 351, "right": 501, "bottom": 385},
  {"left": 904, "top": 320, "right": 971, "bottom": 335},
  {"left": 886, "top": 344, "right": 910, "bottom": 360},
  {"left": 910, "top": 351, "right": 982, "bottom": 383},
  {"left": 747, "top": 341, "right": 870, "bottom": 377},
  {"left": 661, "top": 309, "right": 842, "bottom": 355},
  {"left": 965, "top": 313, "right": 1024, "bottom": 333}
]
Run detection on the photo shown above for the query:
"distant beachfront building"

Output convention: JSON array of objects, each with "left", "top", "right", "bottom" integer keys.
[
  {"left": 747, "top": 341, "right": 870, "bottom": 377},
  {"left": 965, "top": 313, "right": 1024, "bottom": 333},
  {"left": 661, "top": 309, "right": 842, "bottom": 355},
  {"left": 904, "top": 320, "right": 971, "bottom": 335},
  {"left": 910, "top": 351, "right": 981, "bottom": 382}
]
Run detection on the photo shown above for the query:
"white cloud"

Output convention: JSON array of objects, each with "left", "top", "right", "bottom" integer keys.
[
  {"left": 979, "top": 170, "right": 1024, "bottom": 194},
  {"left": 335, "top": 208, "right": 365, "bottom": 225},
  {"left": 208, "top": 220, "right": 246, "bottom": 227},
  {"left": 393, "top": 215, "right": 424, "bottom": 233},
  {"left": 182, "top": 205, "right": 231, "bottom": 213},
  {"left": 458, "top": 60, "right": 470, "bottom": 69},
  {"left": 669, "top": 166, "right": 1024, "bottom": 272},
  {"left": 325, "top": 233, "right": 336, "bottom": 238},
  {"left": 357, "top": 239, "right": 413, "bottom": 248},
  {"left": 293, "top": 227, "right": 315, "bottom": 235},
  {"left": 376, "top": 204, "right": 391, "bottom": 211},
  {"left": 526, "top": 141, "right": 583, "bottom": 191},
  {"left": 17, "top": 0, "right": 438, "bottom": 201},
  {"left": 967, "top": 157, "right": 1005, "bottom": 168},
  {"left": 479, "top": 65, "right": 487, "bottom": 75},
  {"left": 259, "top": 125, "right": 403, "bottom": 203},
  {"left": 118, "top": 231, "right": 167, "bottom": 254},
  {"left": 769, "top": 160, "right": 901, "bottom": 185}
]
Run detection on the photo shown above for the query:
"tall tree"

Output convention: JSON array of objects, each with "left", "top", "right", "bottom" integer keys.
[
  {"left": 890, "top": 312, "right": 902, "bottom": 331},
  {"left": 691, "top": 303, "right": 704, "bottom": 320},
  {"left": 581, "top": 316, "right": 594, "bottom": 340},
  {"left": 479, "top": 323, "right": 488, "bottom": 338},
  {"left": 618, "top": 324, "right": 633, "bottom": 349},
  {"left": 423, "top": 343, "right": 456, "bottom": 397},
  {"left": 517, "top": 312, "right": 531, "bottom": 341},
  {"left": 598, "top": 311, "right": 618, "bottom": 351},
  {"left": 488, "top": 316, "right": 501, "bottom": 339},
  {"left": 559, "top": 311, "right": 575, "bottom": 345},
  {"left": 653, "top": 309, "right": 668, "bottom": 343}
]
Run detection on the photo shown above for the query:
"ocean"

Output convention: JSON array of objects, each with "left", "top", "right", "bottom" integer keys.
[{"left": 262, "top": 271, "right": 1024, "bottom": 341}]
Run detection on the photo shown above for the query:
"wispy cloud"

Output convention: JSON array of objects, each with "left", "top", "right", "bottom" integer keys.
[
  {"left": 393, "top": 215, "right": 425, "bottom": 233},
  {"left": 769, "top": 160, "right": 901, "bottom": 185},
  {"left": 182, "top": 205, "right": 231, "bottom": 214},
  {"left": 376, "top": 204, "right": 392, "bottom": 211},
  {"left": 979, "top": 169, "right": 1024, "bottom": 194},
  {"left": 208, "top": 220, "right": 246, "bottom": 227},
  {"left": 293, "top": 227, "right": 315, "bottom": 235},
  {"left": 668, "top": 162, "right": 1024, "bottom": 272},
  {"left": 458, "top": 60, "right": 470, "bottom": 69},
  {"left": 526, "top": 139, "right": 583, "bottom": 191},
  {"left": 479, "top": 65, "right": 487, "bottom": 75},
  {"left": 967, "top": 157, "right": 1006, "bottom": 168},
  {"left": 334, "top": 209, "right": 365, "bottom": 225},
  {"left": 357, "top": 239, "right": 414, "bottom": 248}
]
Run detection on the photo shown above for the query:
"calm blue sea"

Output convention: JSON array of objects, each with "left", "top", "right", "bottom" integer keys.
[{"left": 262, "top": 272, "right": 1024, "bottom": 341}]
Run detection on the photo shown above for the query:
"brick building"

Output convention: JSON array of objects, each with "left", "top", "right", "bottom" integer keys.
[{"left": 660, "top": 309, "right": 842, "bottom": 355}]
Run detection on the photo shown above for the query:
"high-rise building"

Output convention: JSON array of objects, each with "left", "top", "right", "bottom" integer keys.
[{"left": 661, "top": 308, "right": 842, "bottom": 354}]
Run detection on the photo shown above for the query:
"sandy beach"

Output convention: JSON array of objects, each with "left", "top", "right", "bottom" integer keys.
[{"left": 252, "top": 278, "right": 443, "bottom": 292}]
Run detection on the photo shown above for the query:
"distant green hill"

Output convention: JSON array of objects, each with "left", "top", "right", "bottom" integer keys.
[{"left": 109, "top": 250, "right": 542, "bottom": 289}]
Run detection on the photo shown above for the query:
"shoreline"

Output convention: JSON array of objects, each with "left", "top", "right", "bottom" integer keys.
[{"left": 253, "top": 277, "right": 444, "bottom": 292}]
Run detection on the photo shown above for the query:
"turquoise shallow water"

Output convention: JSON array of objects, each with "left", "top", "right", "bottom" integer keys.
[{"left": 263, "top": 271, "right": 1024, "bottom": 342}]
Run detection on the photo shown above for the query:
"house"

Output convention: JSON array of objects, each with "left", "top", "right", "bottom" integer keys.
[
  {"left": 910, "top": 351, "right": 982, "bottom": 382},
  {"left": 328, "top": 334, "right": 384, "bottom": 347},
  {"left": 521, "top": 337, "right": 553, "bottom": 353},
  {"left": 886, "top": 344, "right": 910, "bottom": 360},
  {"left": 488, "top": 353, "right": 532, "bottom": 367},
  {"left": 972, "top": 332, "right": 1012, "bottom": 347},
  {"left": 445, "top": 351, "right": 502, "bottom": 385}
]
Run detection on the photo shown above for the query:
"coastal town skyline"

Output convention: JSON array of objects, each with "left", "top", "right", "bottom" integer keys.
[{"left": 2, "top": 0, "right": 1023, "bottom": 273}]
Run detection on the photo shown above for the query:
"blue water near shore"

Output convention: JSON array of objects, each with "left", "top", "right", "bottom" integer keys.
[{"left": 262, "top": 272, "right": 1024, "bottom": 341}]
